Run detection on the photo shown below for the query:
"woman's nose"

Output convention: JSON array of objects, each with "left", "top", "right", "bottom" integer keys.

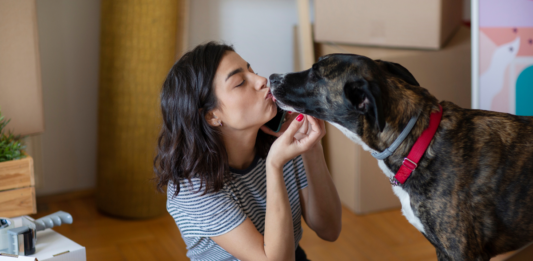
[{"left": 255, "top": 75, "right": 268, "bottom": 90}]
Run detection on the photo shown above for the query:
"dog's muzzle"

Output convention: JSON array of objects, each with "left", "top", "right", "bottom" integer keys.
[{"left": 269, "top": 73, "right": 284, "bottom": 88}]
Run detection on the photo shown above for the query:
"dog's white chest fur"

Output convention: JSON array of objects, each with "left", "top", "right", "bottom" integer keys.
[
  {"left": 329, "top": 121, "right": 426, "bottom": 234},
  {"left": 378, "top": 161, "right": 426, "bottom": 234},
  {"left": 329, "top": 122, "right": 372, "bottom": 151}
]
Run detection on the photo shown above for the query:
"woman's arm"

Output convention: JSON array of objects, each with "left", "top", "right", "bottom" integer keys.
[
  {"left": 299, "top": 118, "right": 342, "bottom": 242},
  {"left": 263, "top": 160, "right": 295, "bottom": 259},
  {"left": 261, "top": 115, "right": 342, "bottom": 242},
  {"left": 212, "top": 162, "right": 294, "bottom": 261}
]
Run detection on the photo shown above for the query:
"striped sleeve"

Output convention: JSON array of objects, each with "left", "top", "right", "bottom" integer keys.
[
  {"left": 289, "top": 155, "right": 308, "bottom": 190},
  {"left": 167, "top": 179, "right": 246, "bottom": 238}
]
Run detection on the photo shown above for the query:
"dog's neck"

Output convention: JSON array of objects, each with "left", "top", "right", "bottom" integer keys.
[
  {"left": 379, "top": 81, "right": 440, "bottom": 158},
  {"left": 337, "top": 81, "right": 440, "bottom": 168}
]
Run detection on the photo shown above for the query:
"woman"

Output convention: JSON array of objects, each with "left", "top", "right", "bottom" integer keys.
[{"left": 154, "top": 42, "right": 342, "bottom": 261}]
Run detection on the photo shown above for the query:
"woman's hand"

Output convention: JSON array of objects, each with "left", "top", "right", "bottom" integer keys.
[
  {"left": 265, "top": 114, "right": 325, "bottom": 169},
  {"left": 260, "top": 112, "right": 309, "bottom": 138}
]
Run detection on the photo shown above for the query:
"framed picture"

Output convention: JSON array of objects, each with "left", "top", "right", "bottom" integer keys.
[{"left": 472, "top": 0, "right": 533, "bottom": 115}]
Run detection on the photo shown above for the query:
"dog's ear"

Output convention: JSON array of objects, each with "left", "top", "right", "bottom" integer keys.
[
  {"left": 343, "top": 79, "right": 386, "bottom": 132},
  {"left": 376, "top": 60, "right": 420, "bottom": 86},
  {"left": 318, "top": 55, "right": 329, "bottom": 62}
]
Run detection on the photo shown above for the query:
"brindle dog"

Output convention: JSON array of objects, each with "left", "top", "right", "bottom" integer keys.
[{"left": 269, "top": 54, "right": 533, "bottom": 261}]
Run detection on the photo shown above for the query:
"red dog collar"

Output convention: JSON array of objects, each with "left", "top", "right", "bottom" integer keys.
[{"left": 393, "top": 105, "right": 443, "bottom": 185}]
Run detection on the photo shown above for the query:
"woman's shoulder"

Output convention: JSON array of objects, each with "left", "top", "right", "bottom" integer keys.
[
  {"left": 169, "top": 177, "right": 202, "bottom": 191},
  {"left": 167, "top": 178, "right": 232, "bottom": 205},
  {"left": 166, "top": 178, "right": 244, "bottom": 223}
]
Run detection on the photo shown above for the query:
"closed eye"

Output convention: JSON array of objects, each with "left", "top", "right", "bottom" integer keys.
[
  {"left": 235, "top": 65, "right": 256, "bottom": 88},
  {"left": 235, "top": 70, "right": 257, "bottom": 88}
]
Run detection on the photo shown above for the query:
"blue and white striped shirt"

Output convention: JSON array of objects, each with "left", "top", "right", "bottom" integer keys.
[{"left": 167, "top": 155, "right": 308, "bottom": 261}]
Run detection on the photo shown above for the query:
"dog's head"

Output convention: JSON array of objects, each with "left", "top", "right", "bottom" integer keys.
[{"left": 269, "top": 54, "right": 420, "bottom": 135}]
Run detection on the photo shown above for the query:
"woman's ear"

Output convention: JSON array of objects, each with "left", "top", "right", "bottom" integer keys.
[{"left": 204, "top": 110, "right": 221, "bottom": 127}]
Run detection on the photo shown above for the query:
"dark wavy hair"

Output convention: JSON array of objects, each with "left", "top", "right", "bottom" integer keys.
[{"left": 154, "top": 42, "right": 276, "bottom": 197}]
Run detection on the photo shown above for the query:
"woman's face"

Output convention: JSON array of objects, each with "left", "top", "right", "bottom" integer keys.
[{"left": 209, "top": 51, "right": 277, "bottom": 131}]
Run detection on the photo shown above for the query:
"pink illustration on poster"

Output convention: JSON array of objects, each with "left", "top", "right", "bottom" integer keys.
[{"left": 478, "top": 0, "right": 533, "bottom": 115}]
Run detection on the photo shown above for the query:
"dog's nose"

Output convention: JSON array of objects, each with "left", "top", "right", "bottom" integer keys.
[{"left": 269, "top": 74, "right": 282, "bottom": 86}]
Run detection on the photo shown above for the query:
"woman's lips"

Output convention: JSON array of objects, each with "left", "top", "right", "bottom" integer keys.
[{"left": 265, "top": 90, "right": 276, "bottom": 102}]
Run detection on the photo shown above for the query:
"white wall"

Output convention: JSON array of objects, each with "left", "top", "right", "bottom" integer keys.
[
  {"left": 34, "top": 0, "right": 101, "bottom": 196},
  {"left": 189, "top": 0, "right": 300, "bottom": 79}
]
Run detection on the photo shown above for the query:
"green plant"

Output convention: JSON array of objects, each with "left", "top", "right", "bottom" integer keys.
[{"left": 0, "top": 108, "right": 26, "bottom": 162}]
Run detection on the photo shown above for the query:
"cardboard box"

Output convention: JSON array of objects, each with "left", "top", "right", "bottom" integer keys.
[
  {"left": 27, "top": 229, "right": 86, "bottom": 261},
  {"left": 0, "top": 156, "right": 36, "bottom": 217},
  {"left": 0, "top": 0, "right": 45, "bottom": 136},
  {"left": 321, "top": 26, "right": 471, "bottom": 214},
  {"left": 314, "top": 0, "right": 463, "bottom": 50},
  {"left": 0, "top": 255, "right": 37, "bottom": 261},
  {"left": 2, "top": 218, "right": 85, "bottom": 261}
]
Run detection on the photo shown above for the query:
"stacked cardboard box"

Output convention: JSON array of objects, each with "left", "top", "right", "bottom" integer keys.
[
  {"left": 320, "top": 26, "right": 471, "bottom": 214},
  {"left": 0, "top": 0, "right": 44, "bottom": 136},
  {"left": 314, "top": 0, "right": 463, "bottom": 50},
  {"left": 0, "top": 0, "right": 42, "bottom": 216}
]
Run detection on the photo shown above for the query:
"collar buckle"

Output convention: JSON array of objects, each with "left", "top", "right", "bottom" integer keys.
[{"left": 402, "top": 157, "right": 418, "bottom": 171}]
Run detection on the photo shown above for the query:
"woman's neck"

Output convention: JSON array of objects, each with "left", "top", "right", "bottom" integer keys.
[{"left": 222, "top": 128, "right": 258, "bottom": 170}]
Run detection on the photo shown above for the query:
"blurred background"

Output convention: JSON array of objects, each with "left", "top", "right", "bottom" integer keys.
[{"left": 1, "top": 0, "right": 532, "bottom": 260}]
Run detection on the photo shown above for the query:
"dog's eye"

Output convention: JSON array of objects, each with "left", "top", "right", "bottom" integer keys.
[
  {"left": 310, "top": 65, "right": 321, "bottom": 81},
  {"left": 312, "top": 63, "right": 320, "bottom": 73}
]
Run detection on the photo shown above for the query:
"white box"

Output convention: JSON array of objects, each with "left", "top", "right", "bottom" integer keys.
[
  {"left": 2, "top": 217, "right": 85, "bottom": 261},
  {"left": 27, "top": 229, "right": 86, "bottom": 261},
  {"left": 0, "top": 255, "right": 37, "bottom": 261}
]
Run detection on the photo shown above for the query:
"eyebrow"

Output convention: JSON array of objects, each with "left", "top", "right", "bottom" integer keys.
[{"left": 225, "top": 63, "right": 250, "bottom": 82}]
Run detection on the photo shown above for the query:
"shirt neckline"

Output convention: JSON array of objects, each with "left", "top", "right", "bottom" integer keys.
[{"left": 229, "top": 153, "right": 261, "bottom": 175}]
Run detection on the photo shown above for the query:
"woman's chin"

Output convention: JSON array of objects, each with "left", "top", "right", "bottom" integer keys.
[
  {"left": 270, "top": 103, "right": 278, "bottom": 116},
  {"left": 257, "top": 101, "right": 278, "bottom": 126}
]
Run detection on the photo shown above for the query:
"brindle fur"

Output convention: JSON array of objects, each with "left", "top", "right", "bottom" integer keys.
[{"left": 269, "top": 54, "right": 533, "bottom": 261}]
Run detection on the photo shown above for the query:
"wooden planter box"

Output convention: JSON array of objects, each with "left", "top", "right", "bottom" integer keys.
[{"left": 0, "top": 155, "right": 36, "bottom": 217}]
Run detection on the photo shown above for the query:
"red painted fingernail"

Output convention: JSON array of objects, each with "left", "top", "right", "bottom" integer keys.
[
  {"left": 296, "top": 114, "right": 304, "bottom": 122},
  {"left": 287, "top": 111, "right": 292, "bottom": 114}
]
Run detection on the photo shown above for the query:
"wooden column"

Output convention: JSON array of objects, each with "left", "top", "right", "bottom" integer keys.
[
  {"left": 97, "top": 0, "right": 180, "bottom": 218},
  {"left": 296, "top": 0, "right": 315, "bottom": 70}
]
